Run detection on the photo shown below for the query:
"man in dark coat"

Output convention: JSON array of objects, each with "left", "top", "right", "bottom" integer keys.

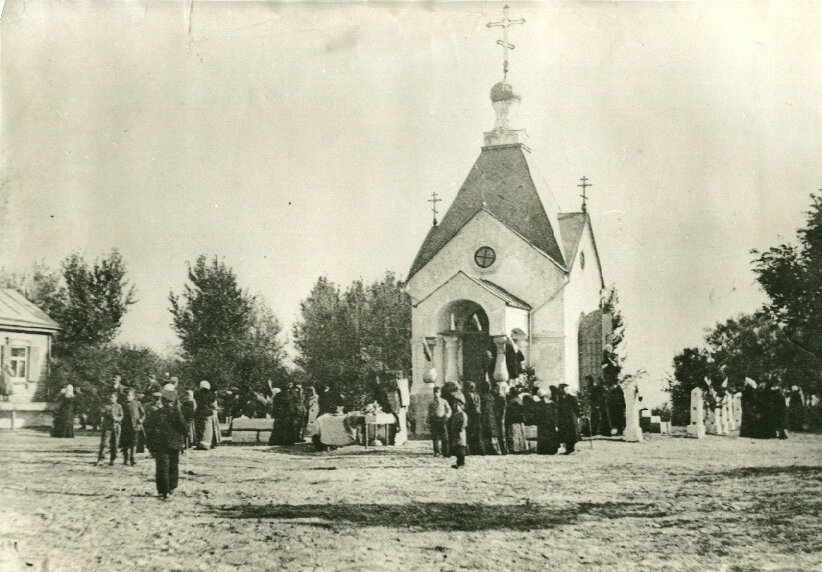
[
  {"left": 739, "top": 378, "right": 758, "bottom": 438},
  {"left": 536, "top": 391, "right": 560, "bottom": 455},
  {"left": 120, "top": 389, "right": 145, "bottom": 466},
  {"left": 589, "top": 378, "right": 612, "bottom": 436},
  {"left": 757, "top": 381, "right": 776, "bottom": 438},
  {"left": 145, "top": 389, "right": 188, "bottom": 500},
  {"left": 608, "top": 383, "right": 626, "bottom": 435},
  {"left": 557, "top": 384, "right": 580, "bottom": 454},
  {"left": 505, "top": 335, "right": 525, "bottom": 381}
]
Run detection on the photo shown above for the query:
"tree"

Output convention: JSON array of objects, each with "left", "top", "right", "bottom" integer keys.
[
  {"left": 53, "top": 251, "right": 136, "bottom": 352},
  {"left": 169, "top": 255, "right": 286, "bottom": 401},
  {"left": 0, "top": 261, "right": 64, "bottom": 318},
  {"left": 293, "top": 272, "right": 412, "bottom": 409},
  {"left": 602, "top": 286, "right": 625, "bottom": 387},
  {"left": 2, "top": 252, "right": 139, "bottom": 409},
  {"left": 667, "top": 347, "right": 712, "bottom": 426},
  {"left": 753, "top": 192, "right": 822, "bottom": 362}
]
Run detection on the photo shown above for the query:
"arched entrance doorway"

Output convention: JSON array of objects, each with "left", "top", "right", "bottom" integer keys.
[{"left": 439, "top": 300, "right": 490, "bottom": 385}]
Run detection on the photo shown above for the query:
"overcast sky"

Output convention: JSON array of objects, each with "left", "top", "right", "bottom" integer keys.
[{"left": 2, "top": 1, "right": 820, "bottom": 406}]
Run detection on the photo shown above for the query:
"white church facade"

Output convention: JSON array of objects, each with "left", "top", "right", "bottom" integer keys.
[{"left": 405, "top": 77, "right": 608, "bottom": 436}]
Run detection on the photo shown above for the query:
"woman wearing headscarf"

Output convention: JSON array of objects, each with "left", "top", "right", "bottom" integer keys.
[
  {"left": 52, "top": 384, "right": 75, "bottom": 438},
  {"left": 536, "top": 388, "right": 559, "bottom": 455},
  {"left": 463, "top": 381, "right": 484, "bottom": 455},
  {"left": 557, "top": 384, "right": 580, "bottom": 454},
  {"left": 739, "top": 378, "right": 758, "bottom": 438},
  {"left": 478, "top": 380, "right": 501, "bottom": 455},
  {"left": 505, "top": 388, "right": 528, "bottom": 453}
]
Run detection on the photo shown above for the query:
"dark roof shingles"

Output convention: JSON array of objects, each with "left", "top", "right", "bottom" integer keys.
[{"left": 409, "top": 145, "right": 566, "bottom": 278}]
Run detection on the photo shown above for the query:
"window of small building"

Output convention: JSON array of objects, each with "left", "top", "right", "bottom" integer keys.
[{"left": 9, "top": 347, "right": 27, "bottom": 379}]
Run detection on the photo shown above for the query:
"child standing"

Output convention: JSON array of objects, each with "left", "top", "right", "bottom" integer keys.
[
  {"left": 120, "top": 389, "right": 145, "bottom": 466},
  {"left": 450, "top": 398, "right": 468, "bottom": 469},
  {"left": 97, "top": 393, "right": 123, "bottom": 465}
]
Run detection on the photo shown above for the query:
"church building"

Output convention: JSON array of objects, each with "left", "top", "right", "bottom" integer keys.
[{"left": 406, "top": 11, "right": 608, "bottom": 435}]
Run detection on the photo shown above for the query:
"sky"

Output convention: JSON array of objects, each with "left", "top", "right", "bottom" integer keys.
[{"left": 2, "top": 1, "right": 821, "bottom": 406}]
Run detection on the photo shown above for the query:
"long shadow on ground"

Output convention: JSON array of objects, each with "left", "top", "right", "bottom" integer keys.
[
  {"left": 214, "top": 501, "right": 670, "bottom": 531},
  {"left": 708, "top": 465, "right": 822, "bottom": 480}
]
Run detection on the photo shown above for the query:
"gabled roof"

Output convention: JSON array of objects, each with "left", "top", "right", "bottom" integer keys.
[
  {"left": 557, "top": 212, "right": 587, "bottom": 263},
  {"left": 414, "top": 270, "right": 531, "bottom": 311},
  {"left": 557, "top": 212, "right": 606, "bottom": 288},
  {"left": 408, "top": 144, "right": 566, "bottom": 279},
  {"left": 0, "top": 289, "right": 60, "bottom": 334}
]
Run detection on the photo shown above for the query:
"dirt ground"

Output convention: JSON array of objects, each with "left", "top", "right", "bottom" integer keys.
[{"left": 1, "top": 429, "right": 820, "bottom": 572}]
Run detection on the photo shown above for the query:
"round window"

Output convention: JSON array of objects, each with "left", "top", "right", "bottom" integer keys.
[
  {"left": 474, "top": 246, "right": 496, "bottom": 269},
  {"left": 580, "top": 251, "right": 586, "bottom": 269}
]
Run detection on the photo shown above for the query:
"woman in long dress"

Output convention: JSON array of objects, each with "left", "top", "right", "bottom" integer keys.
[
  {"left": 536, "top": 390, "right": 559, "bottom": 454},
  {"left": 557, "top": 384, "right": 581, "bottom": 453},
  {"left": 52, "top": 385, "right": 75, "bottom": 438},
  {"left": 478, "top": 380, "right": 501, "bottom": 455},
  {"left": 505, "top": 389, "right": 528, "bottom": 453},
  {"left": 304, "top": 386, "right": 320, "bottom": 438}
]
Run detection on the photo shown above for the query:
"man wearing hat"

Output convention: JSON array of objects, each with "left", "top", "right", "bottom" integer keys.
[{"left": 144, "top": 388, "right": 188, "bottom": 500}]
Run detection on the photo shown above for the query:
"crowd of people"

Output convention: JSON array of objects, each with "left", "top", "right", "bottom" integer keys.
[
  {"left": 428, "top": 379, "right": 586, "bottom": 469},
  {"left": 739, "top": 378, "right": 821, "bottom": 438},
  {"left": 50, "top": 373, "right": 228, "bottom": 500}
]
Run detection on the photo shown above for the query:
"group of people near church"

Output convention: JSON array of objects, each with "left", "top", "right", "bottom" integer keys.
[
  {"left": 426, "top": 334, "right": 585, "bottom": 468},
  {"left": 51, "top": 373, "right": 225, "bottom": 500},
  {"left": 428, "top": 380, "right": 583, "bottom": 468},
  {"left": 739, "top": 378, "right": 820, "bottom": 439},
  {"left": 265, "top": 381, "right": 322, "bottom": 446}
]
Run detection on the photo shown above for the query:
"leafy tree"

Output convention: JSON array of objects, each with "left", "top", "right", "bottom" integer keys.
[
  {"left": 753, "top": 192, "right": 822, "bottom": 362},
  {"left": 169, "top": 255, "right": 286, "bottom": 403},
  {"left": 0, "top": 261, "right": 64, "bottom": 318},
  {"left": 602, "top": 285, "right": 625, "bottom": 387},
  {"left": 53, "top": 251, "right": 136, "bottom": 352},
  {"left": 1, "top": 251, "right": 135, "bottom": 353},
  {"left": 293, "top": 272, "right": 412, "bottom": 409},
  {"left": 667, "top": 347, "right": 712, "bottom": 426}
]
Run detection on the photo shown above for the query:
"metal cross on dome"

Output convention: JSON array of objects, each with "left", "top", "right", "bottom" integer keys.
[
  {"left": 428, "top": 191, "right": 442, "bottom": 226},
  {"left": 578, "top": 176, "right": 592, "bottom": 213},
  {"left": 487, "top": 4, "right": 526, "bottom": 82}
]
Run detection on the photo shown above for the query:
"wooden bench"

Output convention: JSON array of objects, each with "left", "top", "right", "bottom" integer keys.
[{"left": 230, "top": 417, "right": 272, "bottom": 444}]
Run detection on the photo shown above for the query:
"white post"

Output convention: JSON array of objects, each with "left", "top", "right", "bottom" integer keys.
[
  {"left": 687, "top": 387, "right": 705, "bottom": 438},
  {"left": 443, "top": 335, "right": 460, "bottom": 384},
  {"left": 622, "top": 379, "right": 643, "bottom": 442},
  {"left": 492, "top": 336, "right": 509, "bottom": 384},
  {"left": 732, "top": 393, "right": 742, "bottom": 431}
]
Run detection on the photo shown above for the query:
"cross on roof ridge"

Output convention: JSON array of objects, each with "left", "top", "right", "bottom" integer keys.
[{"left": 486, "top": 4, "right": 525, "bottom": 82}]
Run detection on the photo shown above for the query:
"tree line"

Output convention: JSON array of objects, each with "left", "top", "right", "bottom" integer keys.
[
  {"left": 1, "top": 252, "right": 411, "bottom": 417},
  {"left": 667, "top": 192, "right": 822, "bottom": 425}
]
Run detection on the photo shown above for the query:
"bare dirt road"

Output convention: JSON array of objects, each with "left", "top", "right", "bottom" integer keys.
[{"left": 1, "top": 429, "right": 820, "bottom": 571}]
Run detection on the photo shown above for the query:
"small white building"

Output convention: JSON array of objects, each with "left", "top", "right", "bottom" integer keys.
[
  {"left": 406, "top": 80, "right": 608, "bottom": 435},
  {"left": 0, "top": 289, "right": 60, "bottom": 428}
]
